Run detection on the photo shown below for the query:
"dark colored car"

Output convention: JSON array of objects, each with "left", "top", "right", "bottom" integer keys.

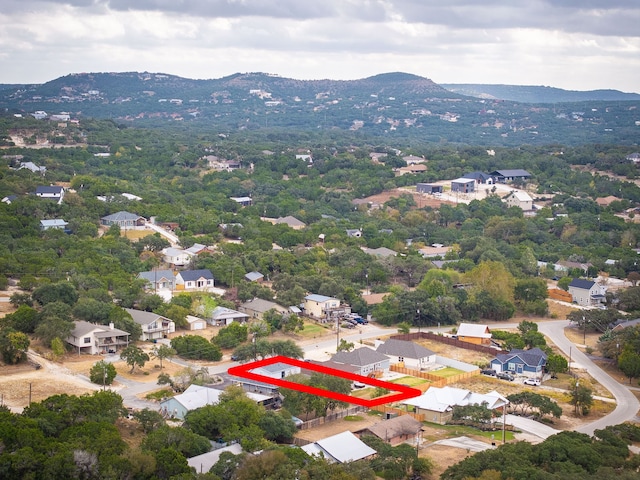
[
  {"left": 497, "top": 372, "right": 514, "bottom": 381},
  {"left": 481, "top": 368, "right": 496, "bottom": 376}
]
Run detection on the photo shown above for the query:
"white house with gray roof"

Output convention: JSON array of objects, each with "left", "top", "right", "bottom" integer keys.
[
  {"left": 40, "top": 219, "right": 68, "bottom": 231},
  {"left": 209, "top": 306, "right": 249, "bottom": 326},
  {"left": 239, "top": 298, "right": 288, "bottom": 320},
  {"left": 125, "top": 308, "right": 175, "bottom": 341},
  {"left": 66, "top": 321, "right": 130, "bottom": 355},
  {"left": 331, "top": 347, "right": 390, "bottom": 376},
  {"left": 175, "top": 269, "right": 215, "bottom": 291},
  {"left": 375, "top": 339, "right": 436, "bottom": 370},
  {"left": 568, "top": 278, "right": 606, "bottom": 307},
  {"left": 137, "top": 269, "right": 175, "bottom": 292}
]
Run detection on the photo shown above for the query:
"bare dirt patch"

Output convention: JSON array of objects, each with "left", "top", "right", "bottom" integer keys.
[
  {"left": 0, "top": 359, "right": 99, "bottom": 411},
  {"left": 360, "top": 188, "right": 451, "bottom": 209}
]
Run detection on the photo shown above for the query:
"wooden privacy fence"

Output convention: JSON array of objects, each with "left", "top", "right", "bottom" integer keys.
[
  {"left": 390, "top": 364, "right": 478, "bottom": 387},
  {"left": 391, "top": 332, "right": 507, "bottom": 355},
  {"left": 297, "top": 406, "right": 367, "bottom": 430},
  {"left": 371, "top": 404, "right": 425, "bottom": 422}
]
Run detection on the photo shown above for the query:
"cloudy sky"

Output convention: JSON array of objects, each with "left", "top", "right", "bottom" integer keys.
[{"left": 1, "top": 0, "right": 639, "bottom": 92}]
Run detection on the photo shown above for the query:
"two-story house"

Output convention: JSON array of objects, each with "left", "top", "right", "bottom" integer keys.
[
  {"left": 568, "top": 278, "right": 606, "bottom": 307},
  {"left": 304, "top": 294, "right": 342, "bottom": 321},
  {"left": 125, "top": 309, "right": 175, "bottom": 341},
  {"left": 66, "top": 321, "right": 130, "bottom": 355}
]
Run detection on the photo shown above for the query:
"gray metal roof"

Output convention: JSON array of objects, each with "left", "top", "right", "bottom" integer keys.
[
  {"left": 178, "top": 269, "right": 214, "bottom": 281},
  {"left": 101, "top": 211, "right": 144, "bottom": 222}
]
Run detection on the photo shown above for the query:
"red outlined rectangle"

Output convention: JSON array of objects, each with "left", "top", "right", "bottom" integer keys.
[{"left": 227, "top": 355, "right": 422, "bottom": 407}]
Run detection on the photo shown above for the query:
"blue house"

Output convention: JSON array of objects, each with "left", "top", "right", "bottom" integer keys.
[{"left": 490, "top": 348, "right": 547, "bottom": 378}]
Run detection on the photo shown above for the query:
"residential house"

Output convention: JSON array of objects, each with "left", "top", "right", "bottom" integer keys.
[
  {"left": 356, "top": 415, "right": 423, "bottom": 446},
  {"left": 138, "top": 270, "right": 175, "bottom": 292},
  {"left": 230, "top": 196, "right": 252, "bottom": 207},
  {"left": 416, "top": 183, "right": 443, "bottom": 194},
  {"left": 66, "top": 321, "right": 130, "bottom": 355},
  {"left": 610, "top": 318, "right": 640, "bottom": 332},
  {"left": 162, "top": 247, "right": 193, "bottom": 267},
  {"left": 244, "top": 271, "right": 264, "bottom": 283},
  {"left": 19, "top": 161, "right": 46, "bottom": 174},
  {"left": 489, "top": 169, "right": 532, "bottom": 183},
  {"left": 463, "top": 171, "right": 494, "bottom": 184},
  {"left": 451, "top": 178, "right": 475, "bottom": 193},
  {"left": 456, "top": 323, "right": 492, "bottom": 346},
  {"left": 568, "top": 278, "right": 606, "bottom": 307},
  {"left": 301, "top": 431, "right": 377, "bottom": 464},
  {"left": 346, "top": 229, "right": 362, "bottom": 238},
  {"left": 100, "top": 211, "right": 146, "bottom": 228},
  {"left": 251, "top": 362, "right": 301, "bottom": 380},
  {"left": 304, "top": 294, "right": 342, "bottom": 320},
  {"left": 419, "top": 244, "right": 452, "bottom": 259},
  {"left": 175, "top": 269, "right": 215, "bottom": 291},
  {"left": 35, "top": 185, "right": 64, "bottom": 204},
  {"left": 556, "top": 260, "right": 593, "bottom": 274},
  {"left": 401, "top": 386, "right": 508, "bottom": 425},
  {"left": 238, "top": 298, "right": 288, "bottom": 320},
  {"left": 184, "top": 243, "right": 211, "bottom": 256},
  {"left": 1, "top": 195, "right": 17, "bottom": 204},
  {"left": 403, "top": 155, "right": 426, "bottom": 165},
  {"left": 184, "top": 315, "right": 207, "bottom": 331},
  {"left": 209, "top": 306, "right": 249, "bottom": 326},
  {"left": 503, "top": 191, "right": 534, "bottom": 211},
  {"left": 274, "top": 216, "right": 306, "bottom": 230},
  {"left": 188, "top": 444, "right": 243, "bottom": 475},
  {"left": 596, "top": 196, "right": 621, "bottom": 207},
  {"left": 362, "top": 247, "right": 397, "bottom": 258},
  {"left": 490, "top": 348, "right": 547, "bottom": 378},
  {"left": 397, "top": 164, "right": 427, "bottom": 175},
  {"left": 331, "top": 347, "right": 390, "bottom": 376},
  {"left": 375, "top": 339, "right": 436, "bottom": 370},
  {"left": 125, "top": 308, "right": 175, "bottom": 341},
  {"left": 160, "top": 385, "right": 269, "bottom": 420},
  {"left": 40, "top": 219, "right": 68, "bottom": 231}
]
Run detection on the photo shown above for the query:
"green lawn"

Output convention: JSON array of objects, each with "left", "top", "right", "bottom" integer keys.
[
  {"left": 389, "top": 376, "right": 430, "bottom": 387},
  {"left": 422, "top": 422, "right": 516, "bottom": 442},
  {"left": 430, "top": 367, "right": 464, "bottom": 378},
  {"left": 297, "top": 321, "right": 330, "bottom": 338}
]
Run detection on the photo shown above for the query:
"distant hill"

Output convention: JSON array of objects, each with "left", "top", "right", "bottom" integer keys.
[
  {"left": 441, "top": 84, "right": 640, "bottom": 103},
  {"left": 1, "top": 71, "right": 639, "bottom": 146}
]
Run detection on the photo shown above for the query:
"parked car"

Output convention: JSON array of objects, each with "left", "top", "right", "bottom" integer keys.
[
  {"left": 341, "top": 322, "right": 355, "bottom": 329},
  {"left": 497, "top": 372, "right": 514, "bottom": 381},
  {"left": 523, "top": 378, "right": 541, "bottom": 386},
  {"left": 481, "top": 368, "right": 496, "bottom": 376},
  {"left": 353, "top": 381, "right": 366, "bottom": 389}
]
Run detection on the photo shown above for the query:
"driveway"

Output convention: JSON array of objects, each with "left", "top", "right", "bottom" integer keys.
[{"left": 538, "top": 320, "right": 640, "bottom": 435}]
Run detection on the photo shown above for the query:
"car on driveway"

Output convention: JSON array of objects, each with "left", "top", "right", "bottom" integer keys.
[
  {"left": 497, "top": 372, "right": 514, "bottom": 381},
  {"left": 481, "top": 368, "right": 496, "bottom": 376},
  {"left": 523, "top": 378, "right": 541, "bottom": 386}
]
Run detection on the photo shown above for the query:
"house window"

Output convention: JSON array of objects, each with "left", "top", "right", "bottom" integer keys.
[
  {"left": 507, "top": 362, "right": 516, "bottom": 371},
  {"left": 83, "top": 337, "right": 91, "bottom": 344},
  {"left": 398, "top": 356, "right": 404, "bottom": 362}
]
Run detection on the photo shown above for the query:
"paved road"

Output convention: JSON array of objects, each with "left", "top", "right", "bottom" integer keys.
[{"left": 538, "top": 320, "right": 640, "bottom": 435}]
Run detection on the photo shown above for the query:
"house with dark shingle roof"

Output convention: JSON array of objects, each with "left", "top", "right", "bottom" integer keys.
[
  {"left": 490, "top": 348, "right": 547, "bottom": 378},
  {"left": 568, "top": 278, "right": 606, "bottom": 307},
  {"left": 331, "top": 347, "right": 390, "bottom": 376},
  {"left": 375, "top": 339, "right": 436, "bottom": 370},
  {"left": 175, "top": 269, "right": 215, "bottom": 291},
  {"left": 35, "top": 185, "right": 64, "bottom": 203},
  {"left": 489, "top": 169, "right": 532, "bottom": 183}
]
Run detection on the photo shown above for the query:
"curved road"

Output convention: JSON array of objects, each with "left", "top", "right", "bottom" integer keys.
[{"left": 538, "top": 320, "right": 639, "bottom": 435}]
